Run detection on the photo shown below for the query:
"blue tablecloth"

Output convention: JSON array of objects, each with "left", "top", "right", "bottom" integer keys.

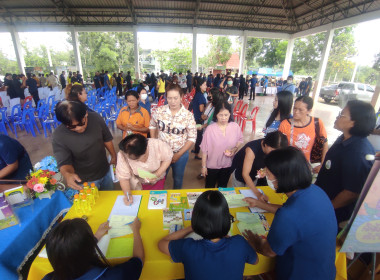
[{"left": 0, "top": 191, "right": 71, "bottom": 279}]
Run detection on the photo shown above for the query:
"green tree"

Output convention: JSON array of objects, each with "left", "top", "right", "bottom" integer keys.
[
  {"left": 257, "top": 39, "right": 287, "bottom": 68},
  {"left": 0, "top": 50, "right": 19, "bottom": 74},
  {"left": 355, "top": 65, "right": 378, "bottom": 85},
  {"left": 152, "top": 37, "right": 192, "bottom": 72},
  {"left": 245, "top": 37, "right": 263, "bottom": 68},
  {"left": 199, "top": 36, "right": 233, "bottom": 69},
  {"left": 325, "top": 27, "right": 357, "bottom": 82}
]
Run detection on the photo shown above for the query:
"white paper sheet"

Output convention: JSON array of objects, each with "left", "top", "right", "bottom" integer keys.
[
  {"left": 108, "top": 195, "right": 142, "bottom": 220},
  {"left": 239, "top": 189, "right": 267, "bottom": 213}
]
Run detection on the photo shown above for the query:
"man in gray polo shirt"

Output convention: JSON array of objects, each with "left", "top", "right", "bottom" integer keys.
[{"left": 52, "top": 101, "right": 116, "bottom": 190}]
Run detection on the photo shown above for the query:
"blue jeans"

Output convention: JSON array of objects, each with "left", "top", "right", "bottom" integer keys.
[
  {"left": 89, "top": 168, "right": 114, "bottom": 190},
  {"left": 166, "top": 151, "right": 189, "bottom": 189}
]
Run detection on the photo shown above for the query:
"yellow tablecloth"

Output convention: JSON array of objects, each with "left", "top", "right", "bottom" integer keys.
[{"left": 27, "top": 187, "right": 347, "bottom": 280}]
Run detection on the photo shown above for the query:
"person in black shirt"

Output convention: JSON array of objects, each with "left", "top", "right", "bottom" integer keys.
[
  {"left": 26, "top": 73, "right": 40, "bottom": 105},
  {"left": 71, "top": 72, "right": 78, "bottom": 84},
  {"left": 42, "top": 218, "right": 144, "bottom": 280},
  {"left": 116, "top": 73, "right": 123, "bottom": 96},
  {"left": 93, "top": 71, "right": 102, "bottom": 89},
  {"left": 126, "top": 71, "right": 132, "bottom": 90},
  {"left": 100, "top": 70, "right": 105, "bottom": 86},
  {"left": 4, "top": 73, "right": 18, "bottom": 99},
  {"left": 59, "top": 71, "right": 66, "bottom": 89},
  {"left": 238, "top": 74, "right": 246, "bottom": 100}
]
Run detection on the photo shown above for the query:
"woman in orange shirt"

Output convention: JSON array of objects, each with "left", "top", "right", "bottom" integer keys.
[
  {"left": 278, "top": 96, "right": 328, "bottom": 173},
  {"left": 116, "top": 90, "right": 150, "bottom": 138}
]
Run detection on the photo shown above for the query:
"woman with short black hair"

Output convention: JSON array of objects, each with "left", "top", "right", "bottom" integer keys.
[
  {"left": 243, "top": 147, "right": 337, "bottom": 280},
  {"left": 116, "top": 134, "right": 173, "bottom": 204},
  {"left": 231, "top": 131, "right": 288, "bottom": 201},
  {"left": 316, "top": 100, "right": 376, "bottom": 226},
  {"left": 158, "top": 190, "right": 258, "bottom": 280},
  {"left": 42, "top": 218, "right": 144, "bottom": 280}
]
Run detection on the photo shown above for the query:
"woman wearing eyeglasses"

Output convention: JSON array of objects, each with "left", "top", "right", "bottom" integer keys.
[{"left": 316, "top": 100, "right": 376, "bottom": 227}]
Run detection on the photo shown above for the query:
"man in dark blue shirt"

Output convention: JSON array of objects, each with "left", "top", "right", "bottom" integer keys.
[
  {"left": 59, "top": 71, "right": 66, "bottom": 89},
  {"left": 249, "top": 74, "right": 258, "bottom": 100},
  {"left": 93, "top": 72, "right": 102, "bottom": 89},
  {"left": 26, "top": 73, "right": 40, "bottom": 105},
  {"left": 0, "top": 135, "right": 33, "bottom": 180}
]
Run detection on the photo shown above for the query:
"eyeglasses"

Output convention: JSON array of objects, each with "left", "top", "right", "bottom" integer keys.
[{"left": 67, "top": 115, "right": 87, "bottom": 129}]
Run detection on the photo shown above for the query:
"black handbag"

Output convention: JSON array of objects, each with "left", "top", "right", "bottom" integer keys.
[{"left": 310, "top": 117, "right": 327, "bottom": 163}]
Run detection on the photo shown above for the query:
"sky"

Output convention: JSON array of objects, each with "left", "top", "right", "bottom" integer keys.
[{"left": 0, "top": 18, "right": 379, "bottom": 67}]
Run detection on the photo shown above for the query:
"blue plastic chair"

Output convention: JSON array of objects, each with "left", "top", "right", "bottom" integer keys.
[
  {"left": 40, "top": 105, "right": 57, "bottom": 138},
  {"left": 13, "top": 108, "right": 41, "bottom": 138},
  {"left": 0, "top": 107, "right": 13, "bottom": 134}
]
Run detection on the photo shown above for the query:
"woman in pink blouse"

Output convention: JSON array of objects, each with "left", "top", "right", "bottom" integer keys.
[
  {"left": 116, "top": 134, "right": 173, "bottom": 205},
  {"left": 200, "top": 101, "right": 243, "bottom": 188}
]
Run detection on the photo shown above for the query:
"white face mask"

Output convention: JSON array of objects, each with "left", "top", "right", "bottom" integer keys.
[
  {"left": 266, "top": 176, "right": 277, "bottom": 191},
  {"left": 140, "top": 93, "right": 148, "bottom": 100},
  {"left": 287, "top": 79, "right": 292, "bottom": 83}
]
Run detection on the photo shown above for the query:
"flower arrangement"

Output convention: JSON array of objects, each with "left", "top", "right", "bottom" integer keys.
[
  {"left": 33, "top": 156, "right": 58, "bottom": 173},
  {"left": 26, "top": 169, "right": 57, "bottom": 197}
]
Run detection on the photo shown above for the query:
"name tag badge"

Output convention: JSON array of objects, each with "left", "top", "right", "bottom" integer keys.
[{"left": 325, "top": 160, "right": 331, "bottom": 170}]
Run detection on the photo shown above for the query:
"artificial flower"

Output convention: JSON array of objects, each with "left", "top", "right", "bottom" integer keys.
[{"left": 33, "top": 183, "right": 45, "bottom": 193}]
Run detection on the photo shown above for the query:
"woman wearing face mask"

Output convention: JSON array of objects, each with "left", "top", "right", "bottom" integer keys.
[
  {"left": 231, "top": 131, "right": 288, "bottom": 201},
  {"left": 278, "top": 96, "right": 328, "bottom": 173},
  {"left": 191, "top": 77, "right": 207, "bottom": 160},
  {"left": 200, "top": 101, "right": 243, "bottom": 188},
  {"left": 116, "top": 90, "right": 150, "bottom": 138},
  {"left": 138, "top": 87, "right": 151, "bottom": 115},
  {"left": 149, "top": 83, "right": 196, "bottom": 189},
  {"left": 282, "top": 75, "right": 296, "bottom": 95},
  {"left": 263, "top": 91, "right": 293, "bottom": 135},
  {"left": 242, "top": 147, "right": 337, "bottom": 280},
  {"left": 220, "top": 76, "right": 238, "bottom": 105}
]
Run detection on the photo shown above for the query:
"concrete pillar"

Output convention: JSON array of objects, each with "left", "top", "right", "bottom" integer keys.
[
  {"left": 133, "top": 26, "right": 140, "bottom": 79},
  {"left": 71, "top": 28, "right": 83, "bottom": 75},
  {"left": 192, "top": 27, "right": 198, "bottom": 73},
  {"left": 312, "top": 29, "right": 334, "bottom": 101},
  {"left": 239, "top": 32, "right": 247, "bottom": 75},
  {"left": 371, "top": 72, "right": 380, "bottom": 110},
  {"left": 283, "top": 38, "right": 295, "bottom": 79},
  {"left": 10, "top": 27, "right": 26, "bottom": 75}
]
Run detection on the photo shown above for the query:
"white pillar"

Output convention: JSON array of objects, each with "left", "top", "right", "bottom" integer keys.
[
  {"left": 10, "top": 27, "right": 26, "bottom": 75},
  {"left": 71, "top": 28, "right": 83, "bottom": 75},
  {"left": 239, "top": 32, "right": 247, "bottom": 75},
  {"left": 312, "top": 29, "right": 334, "bottom": 101},
  {"left": 192, "top": 27, "right": 198, "bottom": 73},
  {"left": 47, "top": 47, "right": 53, "bottom": 68},
  {"left": 133, "top": 26, "right": 140, "bottom": 79},
  {"left": 283, "top": 38, "right": 295, "bottom": 79}
]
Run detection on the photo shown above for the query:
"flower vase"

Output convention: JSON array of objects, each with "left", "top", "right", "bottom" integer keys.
[{"left": 37, "top": 190, "right": 55, "bottom": 200}]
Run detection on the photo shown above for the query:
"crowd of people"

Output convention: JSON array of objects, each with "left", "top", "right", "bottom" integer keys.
[{"left": 0, "top": 66, "right": 379, "bottom": 280}]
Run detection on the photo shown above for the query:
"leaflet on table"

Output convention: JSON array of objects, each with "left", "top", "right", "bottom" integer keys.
[
  {"left": 187, "top": 192, "right": 202, "bottom": 208},
  {"left": 236, "top": 212, "right": 270, "bottom": 232},
  {"left": 169, "top": 193, "right": 182, "bottom": 204},
  {"left": 108, "top": 195, "right": 142, "bottom": 220},
  {"left": 169, "top": 197, "right": 188, "bottom": 211},
  {"left": 108, "top": 215, "right": 135, "bottom": 238},
  {"left": 184, "top": 209, "right": 193, "bottom": 221},
  {"left": 239, "top": 189, "right": 268, "bottom": 213},
  {"left": 163, "top": 210, "right": 183, "bottom": 230},
  {"left": 218, "top": 187, "right": 236, "bottom": 195},
  {"left": 224, "top": 194, "right": 249, "bottom": 208},
  {"left": 98, "top": 234, "right": 134, "bottom": 259},
  {"left": 148, "top": 191, "right": 167, "bottom": 210},
  {"left": 4, "top": 185, "right": 33, "bottom": 208}
]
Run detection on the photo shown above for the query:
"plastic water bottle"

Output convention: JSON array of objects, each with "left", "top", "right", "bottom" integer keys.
[
  {"left": 81, "top": 194, "right": 91, "bottom": 214},
  {"left": 90, "top": 183, "right": 99, "bottom": 200},
  {"left": 83, "top": 182, "right": 89, "bottom": 192},
  {"left": 86, "top": 189, "right": 95, "bottom": 207},
  {"left": 73, "top": 194, "right": 82, "bottom": 215}
]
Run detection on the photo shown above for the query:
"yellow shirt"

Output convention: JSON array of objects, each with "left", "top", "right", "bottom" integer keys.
[{"left": 157, "top": 79, "right": 166, "bottom": 93}]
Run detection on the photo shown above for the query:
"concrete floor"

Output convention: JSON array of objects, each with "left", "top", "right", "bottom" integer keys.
[{"left": 11, "top": 95, "right": 342, "bottom": 190}]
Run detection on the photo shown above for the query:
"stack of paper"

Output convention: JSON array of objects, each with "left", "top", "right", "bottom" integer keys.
[
  {"left": 108, "top": 195, "right": 142, "bottom": 219},
  {"left": 137, "top": 168, "right": 157, "bottom": 180},
  {"left": 108, "top": 215, "right": 135, "bottom": 238},
  {"left": 106, "top": 237, "right": 134, "bottom": 259},
  {"left": 239, "top": 189, "right": 268, "bottom": 213},
  {"left": 224, "top": 194, "right": 249, "bottom": 208},
  {"left": 236, "top": 212, "right": 269, "bottom": 237}
]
